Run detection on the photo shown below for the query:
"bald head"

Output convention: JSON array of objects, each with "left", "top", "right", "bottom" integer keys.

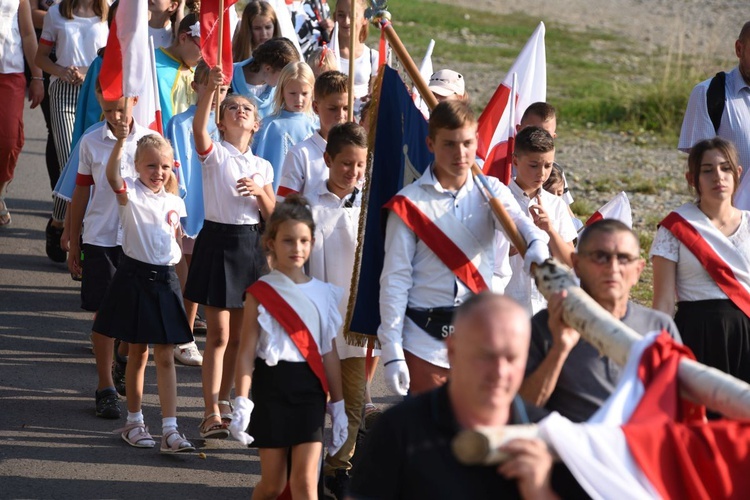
[{"left": 448, "top": 293, "right": 530, "bottom": 427}]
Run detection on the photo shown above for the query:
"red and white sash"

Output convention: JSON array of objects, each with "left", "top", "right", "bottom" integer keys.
[
  {"left": 384, "top": 191, "right": 491, "bottom": 294},
  {"left": 660, "top": 203, "right": 750, "bottom": 317},
  {"left": 246, "top": 271, "right": 329, "bottom": 394}
]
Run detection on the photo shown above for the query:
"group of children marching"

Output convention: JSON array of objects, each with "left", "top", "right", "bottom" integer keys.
[{"left": 43, "top": 0, "right": 593, "bottom": 497}]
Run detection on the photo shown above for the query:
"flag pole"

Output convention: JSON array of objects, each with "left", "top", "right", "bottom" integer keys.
[
  {"left": 347, "top": 0, "right": 356, "bottom": 121},
  {"left": 214, "top": 0, "right": 225, "bottom": 125}
]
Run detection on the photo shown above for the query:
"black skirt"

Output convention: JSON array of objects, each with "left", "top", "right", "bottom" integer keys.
[
  {"left": 183, "top": 220, "right": 267, "bottom": 309},
  {"left": 675, "top": 299, "right": 750, "bottom": 384},
  {"left": 248, "top": 358, "right": 326, "bottom": 448},
  {"left": 93, "top": 256, "right": 194, "bottom": 345}
]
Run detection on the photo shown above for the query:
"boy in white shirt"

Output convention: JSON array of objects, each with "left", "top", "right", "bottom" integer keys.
[
  {"left": 67, "top": 82, "right": 158, "bottom": 419},
  {"left": 504, "top": 126, "right": 577, "bottom": 316},
  {"left": 276, "top": 71, "right": 348, "bottom": 199},
  {"left": 305, "top": 122, "right": 369, "bottom": 497}
]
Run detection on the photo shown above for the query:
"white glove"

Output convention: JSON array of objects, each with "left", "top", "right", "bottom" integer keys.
[
  {"left": 326, "top": 399, "right": 348, "bottom": 456},
  {"left": 523, "top": 239, "right": 550, "bottom": 273},
  {"left": 382, "top": 342, "right": 409, "bottom": 396},
  {"left": 229, "top": 396, "right": 255, "bottom": 446}
]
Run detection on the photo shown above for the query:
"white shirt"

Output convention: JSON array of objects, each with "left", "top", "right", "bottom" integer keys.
[
  {"left": 307, "top": 180, "right": 376, "bottom": 359},
  {"left": 256, "top": 277, "right": 342, "bottom": 365},
  {"left": 148, "top": 25, "right": 172, "bottom": 49},
  {"left": 78, "top": 121, "right": 157, "bottom": 247},
  {"left": 0, "top": 0, "right": 23, "bottom": 74},
  {"left": 650, "top": 211, "right": 750, "bottom": 301},
  {"left": 200, "top": 140, "right": 274, "bottom": 225},
  {"left": 276, "top": 131, "right": 327, "bottom": 199},
  {"left": 119, "top": 177, "right": 186, "bottom": 266},
  {"left": 679, "top": 66, "right": 750, "bottom": 181},
  {"left": 504, "top": 181, "right": 577, "bottom": 316},
  {"left": 40, "top": 4, "right": 107, "bottom": 82},
  {"left": 339, "top": 46, "right": 379, "bottom": 98},
  {"left": 377, "top": 167, "right": 547, "bottom": 368}
]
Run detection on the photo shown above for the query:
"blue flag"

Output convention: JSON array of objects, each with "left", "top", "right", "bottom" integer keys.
[{"left": 348, "top": 66, "right": 434, "bottom": 339}]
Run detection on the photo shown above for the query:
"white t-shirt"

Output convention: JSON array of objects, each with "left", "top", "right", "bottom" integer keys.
[
  {"left": 78, "top": 122, "right": 158, "bottom": 247},
  {"left": 650, "top": 211, "right": 750, "bottom": 302},
  {"left": 148, "top": 24, "right": 172, "bottom": 49},
  {"left": 276, "top": 131, "right": 327, "bottom": 199},
  {"left": 200, "top": 140, "right": 274, "bottom": 225},
  {"left": 256, "top": 277, "right": 342, "bottom": 364},
  {"left": 40, "top": 4, "right": 108, "bottom": 81},
  {"left": 504, "top": 181, "right": 577, "bottom": 316},
  {"left": 119, "top": 178, "right": 186, "bottom": 266},
  {"left": 0, "top": 0, "right": 23, "bottom": 74}
]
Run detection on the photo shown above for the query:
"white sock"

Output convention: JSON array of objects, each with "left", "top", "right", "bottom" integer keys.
[{"left": 127, "top": 411, "right": 144, "bottom": 424}]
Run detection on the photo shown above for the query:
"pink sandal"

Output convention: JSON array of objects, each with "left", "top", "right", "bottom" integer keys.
[
  {"left": 160, "top": 429, "right": 195, "bottom": 454},
  {"left": 115, "top": 422, "right": 155, "bottom": 448}
]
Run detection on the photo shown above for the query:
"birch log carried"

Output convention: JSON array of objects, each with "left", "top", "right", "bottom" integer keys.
[{"left": 368, "top": 6, "right": 750, "bottom": 464}]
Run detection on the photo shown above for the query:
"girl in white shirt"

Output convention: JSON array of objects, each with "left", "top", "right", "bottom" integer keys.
[
  {"left": 184, "top": 65, "right": 275, "bottom": 440},
  {"left": 334, "top": 0, "right": 378, "bottom": 119},
  {"left": 232, "top": 0, "right": 281, "bottom": 62},
  {"left": 231, "top": 194, "right": 347, "bottom": 499},
  {"left": 35, "top": 0, "right": 108, "bottom": 234},
  {"left": 96, "top": 129, "right": 195, "bottom": 454}
]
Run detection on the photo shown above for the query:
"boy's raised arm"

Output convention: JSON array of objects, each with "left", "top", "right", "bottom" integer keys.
[{"left": 194, "top": 66, "right": 223, "bottom": 154}]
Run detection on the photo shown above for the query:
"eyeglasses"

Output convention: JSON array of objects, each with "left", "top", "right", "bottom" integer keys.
[
  {"left": 580, "top": 250, "right": 640, "bottom": 266},
  {"left": 225, "top": 104, "right": 254, "bottom": 114}
]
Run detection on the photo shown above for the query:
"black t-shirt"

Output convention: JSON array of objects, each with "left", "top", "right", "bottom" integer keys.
[{"left": 349, "top": 384, "right": 588, "bottom": 499}]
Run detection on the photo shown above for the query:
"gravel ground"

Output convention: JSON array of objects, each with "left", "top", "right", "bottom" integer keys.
[{"left": 425, "top": 0, "right": 748, "bottom": 235}]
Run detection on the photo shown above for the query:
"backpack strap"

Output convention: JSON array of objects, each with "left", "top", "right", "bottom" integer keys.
[{"left": 706, "top": 71, "right": 726, "bottom": 134}]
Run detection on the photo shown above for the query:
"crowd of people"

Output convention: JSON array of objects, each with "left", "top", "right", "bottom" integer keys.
[{"left": 2, "top": 0, "right": 750, "bottom": 497}]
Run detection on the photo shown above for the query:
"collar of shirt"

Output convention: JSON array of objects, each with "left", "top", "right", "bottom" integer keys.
[
  {"left": 419, "top": 164, "right": 477, "bottom": 198},
  {"left": 510, "top": 178, "right": 541, "bottom": 201},
  {"left": 728, "top": 66, "right": 750, "bottom": 97},
  {"left": 135, "top": 178, "right": 165, "bottom": 197},
  {"left": 221, "top": 140, "right": 254, "bottom": 159},
  {"left": 313, "top": 178, "right": 360, "bottom": 206},
  {"left": 310, "top": 130, "right": 327, "bottom": 154},
  {"left": 101, "top": 120, "right": 145, "bottom": 142}
]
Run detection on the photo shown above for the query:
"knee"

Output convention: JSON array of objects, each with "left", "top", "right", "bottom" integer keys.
[
  {"left": 153, "top": 346, "right": 175, "bottom": 370},
  {"left": 254, "top": 479, "right": 287, "bottom": 500},
  {"left": 288, "top": 470, "right": 316, "bottom": 497}
]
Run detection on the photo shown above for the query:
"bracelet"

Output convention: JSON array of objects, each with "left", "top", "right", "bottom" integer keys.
[
  {"left": 31, "top": 77, "right": 44, "bottom": 81},
  {"left": 383, "top": 359, "right": 405, "bottom": 367}
]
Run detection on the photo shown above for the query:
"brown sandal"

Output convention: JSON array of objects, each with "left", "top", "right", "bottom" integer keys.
[{"left": 199, "top": 413, "right": 229, "bottom": 439}]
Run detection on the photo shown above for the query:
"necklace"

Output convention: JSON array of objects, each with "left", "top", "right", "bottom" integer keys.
[{"left": 699, "top": 202, "right": 737, "bottom": 231}]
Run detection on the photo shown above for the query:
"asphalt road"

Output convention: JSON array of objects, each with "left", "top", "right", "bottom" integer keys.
[{"left": 0, "top": 102, "right": 392, "bottom": 499}]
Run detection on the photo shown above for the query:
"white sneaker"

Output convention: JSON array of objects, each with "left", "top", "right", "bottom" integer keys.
[{"left": 174, "top": 342, "right": 203, "bottom": 366}]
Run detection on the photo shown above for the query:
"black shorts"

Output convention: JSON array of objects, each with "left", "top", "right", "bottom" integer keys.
[{"left": 81, "top": 244, "right": 124, "bottom": 312}]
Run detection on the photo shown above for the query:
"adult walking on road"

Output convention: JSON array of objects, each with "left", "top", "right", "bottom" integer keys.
[{"left": 0, "top": 0, "right": 45, "bottom": 227}]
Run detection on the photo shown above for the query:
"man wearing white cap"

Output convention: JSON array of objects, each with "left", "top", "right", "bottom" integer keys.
[{"left": 428, "top": 69, "right": 469, "bottom": 103}]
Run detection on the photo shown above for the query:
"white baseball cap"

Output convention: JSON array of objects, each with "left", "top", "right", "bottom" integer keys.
[{"left": 428, "top": 69, "right": 465, "bottom": 96}]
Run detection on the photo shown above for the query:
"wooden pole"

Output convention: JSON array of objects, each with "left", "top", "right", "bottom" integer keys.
[
  {"left": 214, "top": 0, "right": 224, "bottom": 126},
  {"left": 347, "top": 0, "right": 356, "bottom": 122}
]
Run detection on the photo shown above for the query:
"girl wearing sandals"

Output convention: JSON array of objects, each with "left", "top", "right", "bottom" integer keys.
[
  {"left": 95, "top": 123, "right": 194, "bottom": 453},
  {"left": 183, "top": 66, "right": 275, "bottom": 440},
  {"left": 230, "top": 195, "right": 348, "bottom": 499}
]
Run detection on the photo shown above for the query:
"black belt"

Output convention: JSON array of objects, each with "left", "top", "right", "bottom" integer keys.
[
  {"left": 405, "top": 306, "right": 457, "bottom": 341},
  {"left": 122, "top": 256, "right": 174, "bottom": 284},
  {"left": 203, "top": 220, "right": 260, "bottom": 232}
]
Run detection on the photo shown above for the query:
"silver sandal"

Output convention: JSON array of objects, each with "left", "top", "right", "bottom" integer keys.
[{"left": 160, "top": 429, "right": 195, "bottom": 454}]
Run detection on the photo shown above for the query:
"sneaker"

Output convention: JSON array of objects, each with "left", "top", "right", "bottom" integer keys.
[
  {"left": 174, "top": 342, "right": 203, "bottom": 366},
  {"left": 45, "top": 218, "right": 66, "bottom": 263},
  {"left": 193, "top": 314, "right": 207, "bottom": 334},
  {"left": 95, "top": 387, "right": 121, "bottom": 419},
  {"left": 323, "top": 470, "right": 351, "bottom": 500}
]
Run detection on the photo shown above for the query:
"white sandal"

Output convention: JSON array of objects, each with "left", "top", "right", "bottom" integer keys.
[
  {"left": 115, "top": 422, "right": 155, "bottom": 448},
  {"left": 218, "top": 400, "right": 234, "bottom": 424}
]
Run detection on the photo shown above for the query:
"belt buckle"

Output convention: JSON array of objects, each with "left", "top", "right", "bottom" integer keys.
[{"left": 147, "top": 270, "right": 158, "bottom": 281}]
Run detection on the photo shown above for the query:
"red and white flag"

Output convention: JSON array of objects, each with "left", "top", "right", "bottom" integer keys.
[
  {"left": 584, "top": 191, "right": 633, "bottom": 228},
  {"left": 476, "top": 22, "right": 546, "bottom": 184},
  {"left": 413, "top": 39, "right": 435, "bottom": 119},
  {"left": 265, "top": 0, "right": 304, "bottom": 59},
  {"left": 200, "top": 0, "right": 240, "bottom": 84},
  {"left": 540, "top": 331, "right": 750, "bottom": 499},
  {"left": 99, "top": 0, "right": 160, "bottom": 132}
]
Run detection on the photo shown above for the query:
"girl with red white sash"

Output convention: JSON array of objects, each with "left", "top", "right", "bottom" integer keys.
[
  {"left": 230, "top": 195, "right": 347, "bottom": 499},
  {"left": 651, "top": 137, "right": 750, "bottom": 384}
]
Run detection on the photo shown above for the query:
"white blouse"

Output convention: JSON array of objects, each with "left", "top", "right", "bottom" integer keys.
[
  {"left": 650, "top": 210, "right": 750, "bottom": 301},
  {"left": 255, "top": 277, "right": 343, "bottom": 365}
]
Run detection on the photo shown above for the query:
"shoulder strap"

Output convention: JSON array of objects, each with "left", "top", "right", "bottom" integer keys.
[{"left": 706, "top": 71, "right": 726, "bottom": 134}]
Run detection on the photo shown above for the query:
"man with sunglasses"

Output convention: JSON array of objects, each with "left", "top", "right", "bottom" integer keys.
[{"left": 519, "top": 219, "right": 681, "bottom": 422}]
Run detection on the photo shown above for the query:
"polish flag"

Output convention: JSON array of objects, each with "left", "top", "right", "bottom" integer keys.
[
  {"left": 266, "top": 0, "right": 304, "bottom": 59},
  {"left": 328, "top": 21, "right": 341, "bottom": 71},
  {"left": 584, "top": 191, "right": 633, "bottom": 228},
  {"left": 539, "top": 331, "right": 750, "bottom": 499},
  {"left": 200, "top": 0, "right": 240, "bottom": 84},
  {"left": 476, "top": 22, "right": 546, "bottom": 184},
  {"left": 99, "top": 0, "right": 160, "bottom": 132},
  {"left": 413, "top": 39, "right": 435, "bottom": 119}
]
